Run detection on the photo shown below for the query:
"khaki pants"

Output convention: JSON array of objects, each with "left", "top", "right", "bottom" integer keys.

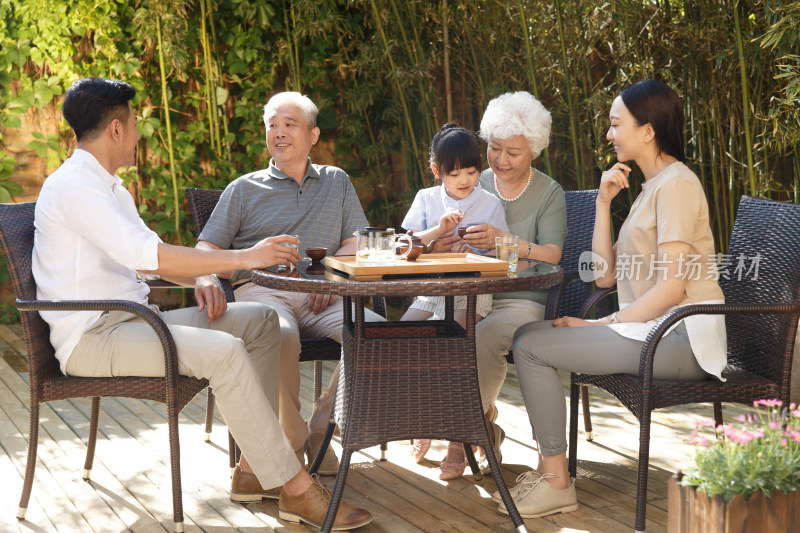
[
  {"left": 474, "top": 298, "right": 546, "bottom": 410},
  {"left": 235, "top": 283, "right": 385, "bottom": 450},
  {"left": 66, "top": 302, "right": 299, "bottom": 490}
]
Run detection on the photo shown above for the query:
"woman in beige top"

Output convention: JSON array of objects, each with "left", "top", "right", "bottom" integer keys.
[{"left": 498, "top": 81, "right": 726, "bottom": 520}]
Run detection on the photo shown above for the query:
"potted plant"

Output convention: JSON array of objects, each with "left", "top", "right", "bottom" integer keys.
[{"left": 668, "top": 400, "right": 800, "bottom": 532}]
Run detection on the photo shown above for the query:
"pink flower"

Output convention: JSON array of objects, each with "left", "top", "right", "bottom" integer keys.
[
  {"left": 792, "top": 409, "right": 800, "bottom": 419},
  {"left": 695, "top": 418, "right": 716, "bottom": 428},
  {"left": 754, "top": 399, "right": 783, "bottom": 407},
  {"left": 769, "top": 421, "right": 780, "bottom": 430},
  {"left": 781, "top": 438, "right": 788, "bottom": 446}
]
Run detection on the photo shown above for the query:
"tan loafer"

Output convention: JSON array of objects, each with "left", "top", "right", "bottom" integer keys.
[
  {"left": 306, "top": 432, "right": 341, "bottom": 475},
  {"left": 230, "top": 464, "right": 281, "bottom": 503},
  {"left": 278, "top": 475, "right": 373, "bottom": 530}
]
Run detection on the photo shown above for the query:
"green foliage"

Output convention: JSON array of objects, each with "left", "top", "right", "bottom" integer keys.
[
  {"left": 0, "top": 0, "right": 797, "bottom": 246},
  {"left": 682, "top": 400, "right": 800, "bottom": 502}
]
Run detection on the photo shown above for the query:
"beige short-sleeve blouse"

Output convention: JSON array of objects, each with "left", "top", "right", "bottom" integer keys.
[{"left": 610, "top": 162, "right": 727, "bottom": 379}]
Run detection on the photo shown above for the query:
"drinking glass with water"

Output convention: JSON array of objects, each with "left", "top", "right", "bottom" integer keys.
[{"left": 495, "top": 235, "right": 520, "bottom": 273}]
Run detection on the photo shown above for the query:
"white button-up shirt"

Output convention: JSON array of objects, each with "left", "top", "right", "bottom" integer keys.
[{"left": 32, "top": 149, "right": 161, "bottom": 373}]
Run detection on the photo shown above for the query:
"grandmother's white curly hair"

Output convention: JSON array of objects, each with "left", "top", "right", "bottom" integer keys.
[{"left": 479, "top": 91, "right": 552, "bottom": 158}]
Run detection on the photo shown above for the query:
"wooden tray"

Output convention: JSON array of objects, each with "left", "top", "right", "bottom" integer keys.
[{"left": 323, "top": 253, "right": 509, "bottom": 281}]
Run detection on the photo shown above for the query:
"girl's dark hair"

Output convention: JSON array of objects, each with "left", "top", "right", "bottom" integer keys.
[
  {"left": 62, "top": 78, "right": 136, "bottom": 142},
  {"left": 619, "top": 80, "right": 685, "bottom": 163},
  {"left": 429, "top": 123, "right": 482, "bottom": 182}
]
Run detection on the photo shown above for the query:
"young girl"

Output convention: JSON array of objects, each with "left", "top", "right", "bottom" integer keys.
[{"left": 400, "top": 123, "right": 509, "bottom": 479}]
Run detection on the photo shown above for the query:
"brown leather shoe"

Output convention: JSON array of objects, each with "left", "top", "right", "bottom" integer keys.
[
  {"left": 278, "top": 475, "right": 373, "bottom": 530},
  {"left": 230, "top": 464, "right": 281, "bottom": 503}
]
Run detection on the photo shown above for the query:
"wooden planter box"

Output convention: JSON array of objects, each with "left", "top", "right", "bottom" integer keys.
[{"left": 668, "top": 471, "right": 800, "bottom": 532}]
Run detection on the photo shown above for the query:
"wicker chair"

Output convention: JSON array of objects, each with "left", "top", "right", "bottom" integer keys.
[
  {"left": 567, "top": 195, "right": 800, "bottom": 532},
  {"left": 0, "top": 201, "right": 207, "bottom": 533},
  {"left": 508, "top": 189, "right": 600, "bottom": 436},
  {"left": 185, "top": 187, "right": 387, "bottom": 464}
]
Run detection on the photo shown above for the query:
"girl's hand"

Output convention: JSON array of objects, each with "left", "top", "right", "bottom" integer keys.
[
  {"left": 553, "top": 316, "right": 602, "bottom": 328},
  {"left": 598, "top": 163, "right": 631, "bottom": 204},
  {"left": 439, "top": 210, "right": 463, "bottom": 233},
  {"left": 462, "top": 224, "right": 504, "bottom": 250},
  {"left": 430, "top": 232, "right": 459, "bottom": 253}
]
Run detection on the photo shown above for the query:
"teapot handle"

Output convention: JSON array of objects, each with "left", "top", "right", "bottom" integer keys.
[{"left": 396, "top": 234, "right": 413, "bottom": 260}]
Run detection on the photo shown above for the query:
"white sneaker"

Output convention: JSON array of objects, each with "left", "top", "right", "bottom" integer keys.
[
  {"left": 497, "top": 473, "right": 578, "bottom": 518},
  {"left": 491, "top": 470, "right": 543, "bottom": 503}
]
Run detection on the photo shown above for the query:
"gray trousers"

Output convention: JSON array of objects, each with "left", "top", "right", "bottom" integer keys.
[
  {"left": 66, "top": 302, "right": 300, "bottom": 490},
  {"left": 512, "top": 320, "right": 709, "bottom": 457}
]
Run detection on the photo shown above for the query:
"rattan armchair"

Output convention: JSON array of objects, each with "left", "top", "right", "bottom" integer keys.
[
  {"left": 0, "top": 201, "right": 207, "bottom": 533},
  {"left": 567, "top": 195, "right": 800, "bottom": 532}
]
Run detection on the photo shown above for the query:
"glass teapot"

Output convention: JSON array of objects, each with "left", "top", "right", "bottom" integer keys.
[{"left": 354, "top": 227, "right": 412, "bottom": 265}]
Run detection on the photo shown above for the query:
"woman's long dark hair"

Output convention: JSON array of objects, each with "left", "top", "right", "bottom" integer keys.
[{"left": 619, "top": 80, "right": 686, "bottom": 163}]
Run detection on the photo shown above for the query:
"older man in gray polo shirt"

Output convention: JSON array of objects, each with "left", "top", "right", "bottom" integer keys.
[{"left": 197, "top": 91, "right": 382, "bottom": 500}]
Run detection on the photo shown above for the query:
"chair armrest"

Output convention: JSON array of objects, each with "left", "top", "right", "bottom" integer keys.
[
  {"left": 214, "top": 275, "right": 235, "bottom": 303},
  {"left": 637, "top": 301, "right": 800, "bottom": 386},
  {"left": 578, "top": 285, "right": 618, "bottom": 319},
  {"left": 145, "top": 279, "right": 179, "bottom": 289},
  {"left": 545, "top": 270, "right": 583, "bottom": 320},
  {"left": 16, "top": 298, "right": 181, "bottom": 385},
  {"left": 147, "top": 275, "right": 235, "bottom": 304}
]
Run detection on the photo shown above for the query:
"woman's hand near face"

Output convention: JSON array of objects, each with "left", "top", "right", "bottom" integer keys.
[
  {"left": 598, "top": 163, "right": 631, "bottom": 204},
  {"left": 462, "top": 224, "right": 505, "bottom": 250}
]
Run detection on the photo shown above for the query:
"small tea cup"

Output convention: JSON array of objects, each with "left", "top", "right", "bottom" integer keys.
[{"left": 305, "top": 247, "right": 328, "bottom": 263}]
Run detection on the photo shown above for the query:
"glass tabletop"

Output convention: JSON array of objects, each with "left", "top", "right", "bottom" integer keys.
[{"left": 251, "top": 257, "right": 563, "bottom": 297}]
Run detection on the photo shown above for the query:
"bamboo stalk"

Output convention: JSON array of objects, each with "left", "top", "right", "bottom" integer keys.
[
  {"left": 554, "top": 0, "right": 583, "bottom": 189},
  {"left": 518, "top": 1, "right": 553, "bottom": 177},
  {"left": 387, "top": 0, "right": 435, "bottom": 146},
  {"left": 369, "top": 0, "right": 426, "bottom": 189},
  {"left": 733, "top": 0, "right": 756, "bottom": 196},
  {"left": 200, "top": 0, "right": 220, "bottom": 158},
  {"left": 156, "top": 16, "right": 182, "bottom": 245},
  {"left": 443, "top": 0, "right": 452, "bottom": 122}
]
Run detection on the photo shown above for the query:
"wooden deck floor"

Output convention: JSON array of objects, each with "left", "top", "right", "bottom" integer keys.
[{"left": 0, "top": 322, "right": 751, "bottom": 532}]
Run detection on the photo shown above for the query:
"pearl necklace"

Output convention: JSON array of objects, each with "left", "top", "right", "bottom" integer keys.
[{"left": 494, "top": 167, "right": 533, "bottom": 203}]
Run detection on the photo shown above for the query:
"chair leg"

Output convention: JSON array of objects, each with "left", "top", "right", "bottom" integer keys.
[
  {"left": 713, "top": 402, "right": 723, "bottom": 430},
  {"left": 634, "top": 409, "right": 654, "bottom": 533},
  {"left": 482, "top": 438, "right": 528, "bottom": 532},
  {"left": 463, "top": 443, "right": 482, "bottom": 482},
  {"left": 313, "top": 360, "right": 323, "bottom": 402},
  {"left": 83, "top": 397, "right": 101, "bottom": 480},
  {"left": 204, "top": 388, "right": 215, "bottom": 442},
  {"left": 309, "top": 421, "right": 336, "bottom": 475},
  {"left": 379, "top": 442, "right": 387, "bottom": 461},
  {"left": 17, "top": 402, "right": 40, "bottom": 520},
  {"left": 166, "top": 406, "right": 185, "bottom": 533},
  {"left": 568, "top": 377, "right": 579, "bottom": 478},
  {"left": 580, "top": 385, "right": 593, "bottom": 441},
  {"left": 228, "top": 431, "right": 237, "bottom": 472},
  {"left": 319, "top": 448, "right": 354, "bottom": 533}
]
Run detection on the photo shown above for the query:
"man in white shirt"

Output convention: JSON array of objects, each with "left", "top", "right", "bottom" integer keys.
[{"left": 32, "top": 77, "right": 372, "bottom": 530}]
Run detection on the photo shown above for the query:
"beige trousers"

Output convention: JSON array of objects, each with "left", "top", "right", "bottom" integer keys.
[
  {"left": 66, "top": 302, "right": 299, "bottom": 490},
  {"left": 235, "top": 283, "right": 385, "bottom": 450},
  {"left": 474, "top": 298, "right": 545, "bottom": 409}
]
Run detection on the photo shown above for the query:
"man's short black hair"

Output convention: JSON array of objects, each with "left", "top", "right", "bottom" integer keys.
[{"left": 62, "top": 78, "right": 136, "bottom": 142}]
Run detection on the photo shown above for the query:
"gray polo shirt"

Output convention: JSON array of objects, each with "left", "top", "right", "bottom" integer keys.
[{"left": 200, "top": 158, "right": 368, "bottom": 282}]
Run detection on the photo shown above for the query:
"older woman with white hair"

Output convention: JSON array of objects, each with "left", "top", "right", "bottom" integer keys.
[{"left": 412, "top": 91, "right": 567, "bottom": 478}]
